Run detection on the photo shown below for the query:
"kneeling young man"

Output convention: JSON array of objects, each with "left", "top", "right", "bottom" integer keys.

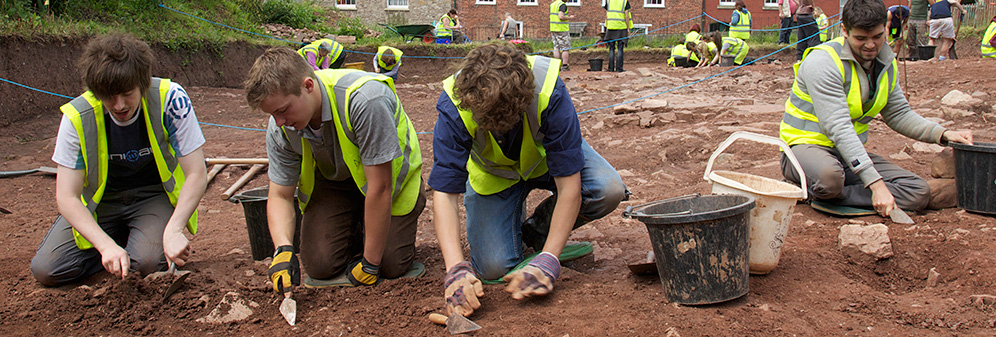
[
  {"left": 430, "top": 43, "right": 627, "bottom": 317},
  {"left": 31, "top": 34, "right": 207, "bottom": 286},
  {"left": 243, "top": 48, "right": 424, "bottom": 295},
  {"left": 779, "top": 0, "right": 972, "bottom": 217}
]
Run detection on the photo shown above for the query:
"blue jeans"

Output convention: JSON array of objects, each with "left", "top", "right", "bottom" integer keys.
[
  {"left": 463, "top": 140, "right": 627, "bottom": 279},
  {"left": 778, "top": 17, "right": 795, "bottom": 44}
]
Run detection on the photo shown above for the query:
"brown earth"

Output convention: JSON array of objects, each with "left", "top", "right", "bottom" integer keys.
[{"left": 2, "top": 38, "right": 996, "bottom": 336}]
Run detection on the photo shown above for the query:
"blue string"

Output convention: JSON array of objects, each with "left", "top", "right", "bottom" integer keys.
[
  {"left": 575, "top": 21, "right": 841, "bottom": 115},
  {"left": 530, "top": 14, "right": 705, "bottom": 55},
  {"left": 157, "top": 2, "right": 464, "bottom": 60},
  {"left": 704, "top": 12, "right": 841, "bottom": 31},
  {"left": 0, "top": 78, "right": 74, "bottom": 99},
  {"left": 198, "top": 122, "right": 266, "bottom": 132}
]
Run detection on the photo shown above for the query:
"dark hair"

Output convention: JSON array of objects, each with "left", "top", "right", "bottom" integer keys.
[
  {"left": 735, "top": 0, "right": 746, "bottom": 11},
  {"left": 78, "top": 34, "right": 153, "bottom": 100},
  {"left": 454, "top": 43, "right": 534, "bottom": 133},
  {"left": 380, "top": 49, "right": 397, "bottom": 67},
  {"left": 842, "top": 0, "right": 887, "bottom": 32},
  {"left": 448, "top": 9, "right": 457, "bottom": 16},
  {"left": 690, "top": 24, "right": 701, "bottom": 33}
]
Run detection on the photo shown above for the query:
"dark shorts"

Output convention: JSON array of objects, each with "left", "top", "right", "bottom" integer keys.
[{"left": 604, "top": 29, "right": 628, "bottom": 46}]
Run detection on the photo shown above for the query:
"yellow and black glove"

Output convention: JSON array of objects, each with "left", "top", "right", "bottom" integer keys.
[
  {"left": 267, "top": 245, "right": 300, "bottom": 294},
  {"left": 346, "top": 257, "right": 380, "bottom": 286}
]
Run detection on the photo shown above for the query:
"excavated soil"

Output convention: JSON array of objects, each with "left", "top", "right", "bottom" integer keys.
[{"left": 2, "top": 38, "right": 996, "bottom": 336}]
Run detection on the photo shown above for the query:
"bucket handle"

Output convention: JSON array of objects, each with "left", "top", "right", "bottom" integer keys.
[
  {"left": 703, "top": 131, "right": 807, "bottom": 200},
  {"left": 623, "top": 193, "right": 700, "bottom": 219}
]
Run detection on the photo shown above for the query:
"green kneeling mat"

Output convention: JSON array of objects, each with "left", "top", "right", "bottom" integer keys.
[
  {"left": 481, "top": 241, "right": 594, "bottom": 285},
  {"left": 303, "top": 261, "right": 426, "bottom": 288},
  {"left": 809, "top": 200, "right": 877, "bottom": 216}
]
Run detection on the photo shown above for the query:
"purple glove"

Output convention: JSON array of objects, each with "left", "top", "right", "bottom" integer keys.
[
  {"left": 444, "top": 261, "right": 484, "bottom": 316},
  {"left": 502, "top": 252, "right": 561, "bottom": 300}
]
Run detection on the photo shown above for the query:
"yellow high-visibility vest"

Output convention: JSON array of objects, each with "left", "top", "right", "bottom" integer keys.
[{"left": 550, "top": 0, "right": 569, "bottom": 32}]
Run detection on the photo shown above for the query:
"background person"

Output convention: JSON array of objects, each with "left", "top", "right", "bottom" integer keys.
[
  {"left": 730, "top": 0, "right": 752, "bottom": 40},
  {"left": 697, "top": 32, "right": 722, "bottom": 67},
  {"left": 779, "top": 0, "right": 973, "bottom": 218},
  {"left": 795, "top": 0, "right": 819, "bottom": 61},
  {"left": 297, "top": 39, "right": 345, "bottom": 70},
  {"left": 905, "top": 0, "right": 932, "bottom": 57},
  {"left": 373, "top": 46, "right": 403, "bottom": 81},
  {"left": 436, "top": 9, "right": 462, "bottom": 44},
  {"left": 604, "top": 0, "right": 632, "bottom": 72},
  {"left": 983, "top": 15, "right": 996, "bottom": 58},
  {"left": 887, "top": 5, "right": 911, "bottom": 56},
  {"left": 815, "top": 7, "right": 830, "bottom": 43},
  {"left": 243, "top": 48, "right": 424, "bottom": 294},
  {"left": 500, "top": 12, "right": 517, "bottom": 40},
  {"left": 550, "top": 0, "right": 576, "bottom": 70},
  {"left": 778, "top": 0, "right": 798, "bottom": 44},
  {"left": 430, "top": 43, "right": 626, "bottom": 318},
  {"left": 927, "top": 0, "right": 966, "bottom": 61},
  {"left": 31, "top": 34, "right": 207, "bottom": 286}
]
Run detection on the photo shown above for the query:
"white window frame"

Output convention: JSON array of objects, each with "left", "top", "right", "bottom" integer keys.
[
  {"left": 644, "top": 0, "right": 665, "bottom": 9},
  {"left": 475, "top": 0, "right": 496, "bottom": 5},
  {"left": 336, "top": 0, "right": 356, "bottom": 10},
  {"left": 387, "top": 0, "right": 409, "bottom": 10},
  {"left": 517, "top": 0, "right": 538, "bottom": 6},
  {"left": 718, "top": 0, "right": 736, "bottom": 8},
  {"left": 565, "top": 0, "right": 581, "bottom": 6},
  {"left": 763, "top": 0, "right": 778, "bottom": 9}
]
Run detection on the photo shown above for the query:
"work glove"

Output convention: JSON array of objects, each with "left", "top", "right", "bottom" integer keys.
[
  {"left": 444, "top": 261, "right": 484, "bottom": 317},
  {"left": 267, "top": 245, "right": 300, "bottom": 294},
  {"left": 503, "top": 252, "right": 560, "bottom": 300},
  {"left": 346, "top": 257, "right": 380, "bottom": 286}
]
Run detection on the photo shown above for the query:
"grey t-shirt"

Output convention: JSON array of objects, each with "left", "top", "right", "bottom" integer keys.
[{"left": 266, "top": 77, "right": 402, "bottom": 186}]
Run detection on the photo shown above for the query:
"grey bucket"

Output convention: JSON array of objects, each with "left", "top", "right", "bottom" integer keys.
[
  {"left": 720, "top": 55, "right": 736, "bottom": 66},
  {"left": 624, "top": 194, "right": 755, "bottom": 305},
  {"left": 229, "top": 186, "right": 302, "bottom": 260}
]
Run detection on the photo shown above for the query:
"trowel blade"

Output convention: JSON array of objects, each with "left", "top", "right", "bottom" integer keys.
[
  {"left": 161, "top": 270, "right": 191, "bottom": 303},
  {"left": 889, "top": 208, "right": 914, "bottom": 224},
  {"left": 280, "top": 296, "right": 297, "bottom": 326},
  {"left": 446, "top": 313, "right": 481, "bottom": 334}
]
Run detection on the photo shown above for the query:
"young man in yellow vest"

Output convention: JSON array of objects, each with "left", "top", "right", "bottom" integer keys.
[
  {"left": 243, "top": 48, "right": 424, "bottom": 294},
  {"left": 779, "top": 0, "right": 973, "bottom": 217},
  {"left": 372, "top": 46, "right": 403, "bottom": 80},
  {"left": 604, "top": 0, "right": 632, "bottom": 72},
  {"left": 31, "top": 34, "right": 207, "bottom": 286},
  {"left": 550, "top": 0, "right": 575, "bottom": 71},
  {"left": 297, "top": 39, "right": 345, "bottom": 70},
  {"left": 430, "top": 43, "right": 627, "bottom": 317}
]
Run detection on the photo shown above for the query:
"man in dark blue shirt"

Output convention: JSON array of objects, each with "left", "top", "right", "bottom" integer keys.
[{"left": 429, "top": 43, "right": 626, "bottom": 318}]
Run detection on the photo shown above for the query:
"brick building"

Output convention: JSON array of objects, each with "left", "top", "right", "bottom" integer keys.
[{"left": 331, "top": 0, "right": 454, "bottom": 27}]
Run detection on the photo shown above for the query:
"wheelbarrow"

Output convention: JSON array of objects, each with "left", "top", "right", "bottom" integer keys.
[{"left": 379, "top": 23, "right": 435, "bottom": 43}]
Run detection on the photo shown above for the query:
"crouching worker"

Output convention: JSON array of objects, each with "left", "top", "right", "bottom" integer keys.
[
  {"left": 243, "top": 47, "right": 424, "bottom": 295},
  {"left": 31, "top": 34, "right": 207, "bottom": 286},
  {"left": 372, "top": 46, "right": 403, "bottom": 80},
  {"left": 779, "top": 0, "right": 973, "bottom": 217},
  {"left": 430, "top": 43, "right": 627, "bottom": 317},
  {"left": 298, "top": 38, "right": 345, "bottom": 70}
]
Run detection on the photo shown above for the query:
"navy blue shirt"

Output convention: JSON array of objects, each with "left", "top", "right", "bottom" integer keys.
[
  {"left": 889, "top": 5, "right": 910, "bottom": 27},
  {"left": 929, "top": 1, "right": 951, "bottom": 19},
  {"left": 428, "top": 78, "right": 584, "bottom": 194}
]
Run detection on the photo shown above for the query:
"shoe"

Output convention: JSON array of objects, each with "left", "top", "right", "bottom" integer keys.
[
  {"left": 938, "top": 56, "right": 947, "bottom": 61},
  {"left": 614, "top": 68, "right": 626, "bottom": 72},
  {"left": 561, "top": 64, "right": 570, "bottom": 71}
]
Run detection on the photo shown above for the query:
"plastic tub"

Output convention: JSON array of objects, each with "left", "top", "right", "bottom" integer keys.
[
  {"left": 624, "top": 194, "right": 755, "bottom": 305},
  {"left": 588, "top": 58, "right": 603, "bottom": 71},
  {"left": 951, "top": 142, "right": 996, "bottom": 214},
  {"left": 721, "top": 55, "right": 736, "bottom": 66},
  {"left": 229, "top": 186, "right": 303, "bottom": 260}
]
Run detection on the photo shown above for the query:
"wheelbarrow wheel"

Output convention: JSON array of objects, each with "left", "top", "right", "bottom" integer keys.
[{"left": 422, "top": 35, "right": 433, "bottom": 43}]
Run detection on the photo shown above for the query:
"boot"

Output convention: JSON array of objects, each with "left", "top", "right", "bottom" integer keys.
[{"left": 521, "top": 194, "right": 589, "bottom": 252}]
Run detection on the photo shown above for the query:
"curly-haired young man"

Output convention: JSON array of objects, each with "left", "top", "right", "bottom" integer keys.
[{"left": 429, "top": 42, "right": 627, "bottom": 317}]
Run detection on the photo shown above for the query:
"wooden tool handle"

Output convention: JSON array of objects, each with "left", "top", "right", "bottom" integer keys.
[
  {"left": 221, "top": 164, "right": 265, "bottom": 200},
  {"left": 205, "top": 158, "right": 269, "bottom": 165},
  {"left": 428, "top": 313, "right": 448, "bottom": 325},
  {"left": 205, "top": 164, "right": 226, "bottom": 185}
]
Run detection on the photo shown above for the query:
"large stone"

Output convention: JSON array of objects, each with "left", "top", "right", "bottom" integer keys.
[
  {"left": 912, "top": 142, "right": 945, "bottom": 153},
  {"left": 613, "top": 103, "right": 640, "bottom": 115},
  {"left": 927, "top": 179, "right": 958, "bottom": 209},
  {"left": 940, "top": 106, "right": 975, "bottom": 119},
  {"left": 605, "top": 114, "right": 640, "bottom": 127},
  {"left": 889, "top": 151, "right": 913, "bottom": 161},
  {"left": 196, "top": 292, "right": 260, "bottom": 324},
  {"left": 838, "top": 224, "right": 893, "bottom": 260},
  {"left": 931, "top": 147, "right": 956, "bottom": 178},
  {"left": 941, "top": 90, "right": 982, "bottom": 107}
]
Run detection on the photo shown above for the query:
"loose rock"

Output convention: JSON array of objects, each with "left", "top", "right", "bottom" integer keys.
[
  {"left": 927, "top": 179, "right": 957, "bottom": 209},
  {"left": 838, "top": 224, "right": 893, "bottom": 260},
  {"left": 931, "top": 148, "right": 956, "bottom": 178},
  {"left": 926, "top": 267, "right": 940, "bottom": 287},
  {"left": 197, "top": 292, "right": 259, "bottom": 324}
]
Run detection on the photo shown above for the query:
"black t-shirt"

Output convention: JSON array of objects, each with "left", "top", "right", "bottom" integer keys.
[{"left": 105, "top": 112, "right": 162, "bottom": 192}]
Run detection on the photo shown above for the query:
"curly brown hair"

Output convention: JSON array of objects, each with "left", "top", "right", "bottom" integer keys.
[
  {"left": 77, "top": 34, "right": 154, "bottom": 100},
  {"left": 453, "top": 42, "right": 534, "bottom": 133}
]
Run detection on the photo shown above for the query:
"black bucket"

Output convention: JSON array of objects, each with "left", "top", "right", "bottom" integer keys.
[
  {"left": 918, "top": 45, "right": 936, "bottom": 60},
  {"left": 588, "top": 58, "right": 603, "bottom": 71},
  {"left": 624, "top": 194, "right": 755, "bottom": 305},
  {"left": 229, "top": 186, "right": 303, "bottom": 260},
  {"left": 673, "top": 56, "right": 688, "bottom": 67},
  {"left": 952, "top": 142, "right": 996, "bottom": 214},
  {"left": 720, "top": 55, "right": 736, "bottom": 67}
]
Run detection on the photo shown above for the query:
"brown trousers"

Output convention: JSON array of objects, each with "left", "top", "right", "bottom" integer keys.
[{"left": 298, "top": 176, "right": 424, "bottom": 279}]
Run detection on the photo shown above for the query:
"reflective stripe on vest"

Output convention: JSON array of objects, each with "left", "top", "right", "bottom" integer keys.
[
  {"left": 722, "top": 37, "right": 749, "bottom": 64},
  {"left": 550, "top": 0, "right": 569, "bottom": 32},
  {"left": 730, "top": 9, "right": 751, "bottom": 40},
  {"left": 376, "top": 46, "right": 403, "bottom": 71},
  {"left": 779, "top": 37, "right": 897, "bottom": 147},
  {"left": 281, "top": 70, "right": 422, "bottom": 216},
  {"left": 606, "top": 0, "right": 627, "bottom": 30},
  {"left": 817, "top": 15, "right": 829, "bottom": 42},
  {"left": 441, "top": 56, "right": 561, "bottom": 195},
  {"left": 436, "top": 14, "right": 453, "bottom": 37},
  {"left": 982, "top": 22, "right": 996, "bottom": 58},
  {"left": 60, "top": 78, "right": 197, "bottom": 249}
]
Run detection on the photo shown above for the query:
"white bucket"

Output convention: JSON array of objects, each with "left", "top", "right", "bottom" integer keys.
[{"left": 704, "top": 132, "right": 807, "bottom": 275}]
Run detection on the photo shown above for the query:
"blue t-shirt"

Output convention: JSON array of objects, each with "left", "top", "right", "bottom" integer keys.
[
  {"left": 428, "top": 78, "right": 584, "bottom": 195},
  {"left": 929, "top": 1, "right": 951, "bottom": 19}
]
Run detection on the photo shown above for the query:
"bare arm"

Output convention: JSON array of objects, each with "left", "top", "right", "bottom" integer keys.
[
  {"left": 361, "top": 162, "right": 393, "bottom": 265},
  {"left": 433, "top": 190, "right": 465, "bottom": 270},
  {"left": 267, "top": 181, "right": 298, "bottom": 248},
  {"left": 162, "top": 147, "right": 207, "bottom": 266},
  {"left": 541, "top": 173, "right": 581, "bottom": 257},
  {"left": 56, "top": 166, "right": 129, "bottom": 278}
]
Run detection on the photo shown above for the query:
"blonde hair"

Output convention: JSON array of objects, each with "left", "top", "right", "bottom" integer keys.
[
  {"left": 243, "top": 47, "right": 316, "bottom": 109},
  {"left": 814, "top": 6, "right": 825, "bottom": 17}
]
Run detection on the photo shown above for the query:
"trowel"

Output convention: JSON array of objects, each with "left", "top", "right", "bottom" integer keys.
[
  {"left": 428, "top": 312, "right": 481, "bottom": 334},
  {"left": 279, "top": 292, "right": 296, "bottom": 326},
  {"left": 160, "top": 261, "right": 191, "bottom": 303},
  {"left": 889, "top": 208, "right": 915, "bottom": 224}
]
